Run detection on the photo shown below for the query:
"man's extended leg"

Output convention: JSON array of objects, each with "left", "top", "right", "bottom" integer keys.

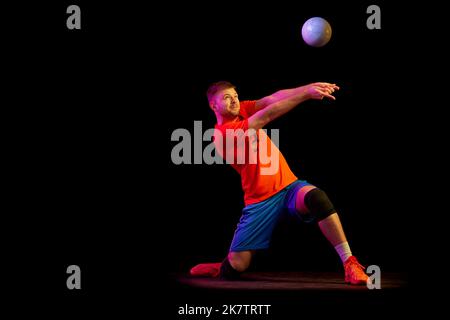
[{"left": 295, "top": 186, "right": 369, "bottom": 285}]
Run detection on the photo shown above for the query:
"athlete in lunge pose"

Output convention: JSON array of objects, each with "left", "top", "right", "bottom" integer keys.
[{"left": 190, "top": 81, "right": 369, "bottom": 285}]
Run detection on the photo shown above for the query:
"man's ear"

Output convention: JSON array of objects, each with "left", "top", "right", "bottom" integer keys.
[{"left": 209, "top": 101, "right": 216, "bottom": 111}]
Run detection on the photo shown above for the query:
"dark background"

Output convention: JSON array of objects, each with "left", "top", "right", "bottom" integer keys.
[{"left": 5, "top": 0, "right": 427, "bottom": 316}]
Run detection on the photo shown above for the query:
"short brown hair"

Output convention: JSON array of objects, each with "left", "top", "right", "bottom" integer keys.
[{"left": 206, "top": 81, "right": 236, "bottom": 103}]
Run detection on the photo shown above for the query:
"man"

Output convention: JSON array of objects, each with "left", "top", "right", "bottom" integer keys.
[{"left": 190, "top": 81, "right": 369, "bottom": 285}]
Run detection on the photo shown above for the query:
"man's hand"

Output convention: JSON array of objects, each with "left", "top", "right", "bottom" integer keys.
[{"left": 305, "top": 82, "right": 340, "bottom": 100}]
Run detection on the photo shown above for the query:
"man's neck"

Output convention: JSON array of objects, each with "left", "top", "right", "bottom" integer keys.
[{"left": 216, "top": 114, "right": 240, "bottom": 125}]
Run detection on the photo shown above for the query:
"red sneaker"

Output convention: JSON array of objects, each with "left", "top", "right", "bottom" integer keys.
[
  {"left": 344, "top": 256, "right": 369, "bottom": 285},
  {"left": 190, "top": 263, "right": 222, "bottom": 277}
]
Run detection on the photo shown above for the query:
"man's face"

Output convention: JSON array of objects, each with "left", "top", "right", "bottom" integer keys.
[{"left": 212, "top": 88, "right": 240, "bottom": 117}]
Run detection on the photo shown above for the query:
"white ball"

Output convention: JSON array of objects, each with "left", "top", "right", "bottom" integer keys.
[{"left": 301, "top": 17, "right": 332, "bottom": 47}]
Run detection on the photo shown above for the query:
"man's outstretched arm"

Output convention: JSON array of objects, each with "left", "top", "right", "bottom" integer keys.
[
  {"left": 255, "top": 82, "right": 339, "bottom": 110},
  {"left": 248, "top": 82, "right": 339, "bottom": 130}
]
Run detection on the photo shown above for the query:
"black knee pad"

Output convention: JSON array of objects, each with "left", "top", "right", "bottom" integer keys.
[
  {"left": 304, "top": 188, "right": 336, "bottom": 221},
  {"left": 219, "top": 258, "right": 241, "bottom": 280}
]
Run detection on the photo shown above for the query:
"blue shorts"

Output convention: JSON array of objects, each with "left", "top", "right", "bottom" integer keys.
[{"left": 229, "top": 180, "right": 315, "bottom": 252}]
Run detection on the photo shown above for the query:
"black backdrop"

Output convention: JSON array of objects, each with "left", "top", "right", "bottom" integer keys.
[{"left": 5, "top": 0, "right": 426, "bottom": 316}]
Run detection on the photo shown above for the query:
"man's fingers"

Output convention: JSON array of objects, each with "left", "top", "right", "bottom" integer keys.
[
  {"left": 316, "top": 88, "right": 336, "bottom": 100},
  {"left": 327, "top": 84, "right": 339, "bottom": 91},
  {"left": 315, "top": 83, "right": 340, "bottom": 91}
]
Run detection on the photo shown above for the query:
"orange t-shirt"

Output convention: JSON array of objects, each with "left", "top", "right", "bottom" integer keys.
[{"left": 214, "top": 100, "right": 297, "bottom": 205}]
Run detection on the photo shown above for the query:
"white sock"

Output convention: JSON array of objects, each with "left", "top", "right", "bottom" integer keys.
[{"left": 334, "top": 241, "right": 352, "bottom": 264}]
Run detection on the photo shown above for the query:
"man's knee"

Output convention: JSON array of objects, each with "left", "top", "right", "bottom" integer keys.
[
  {"left": 304, "top": 188, "right": 336, "bottom": 221},
  {"left": 228, "top": 251, "right": 252, "bottom": 272},
  {"left": 220, "top": 251, "right": 251, "bottom": 279}
]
